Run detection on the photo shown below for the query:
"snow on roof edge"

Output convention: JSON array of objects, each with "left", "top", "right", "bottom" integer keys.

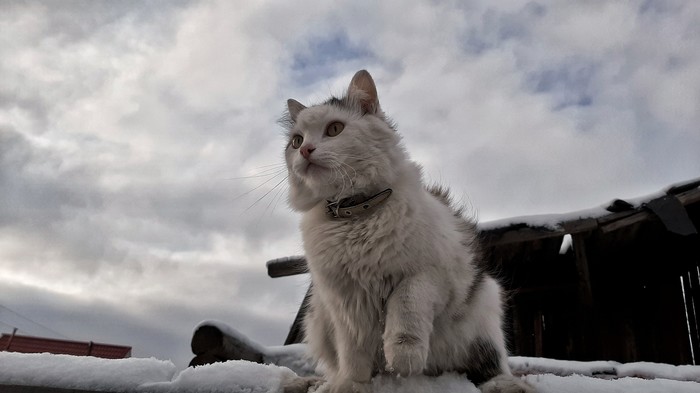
[{"left": 477, "top": 181, "right": 693, "bottom": 233}]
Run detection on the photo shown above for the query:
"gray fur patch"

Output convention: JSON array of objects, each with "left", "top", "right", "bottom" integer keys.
[
  {"left": 465, "top": 269, "right": 486, "bottom": 304},
  {"left": 458, "top": 337, "right": 503, "bottom": 385},
  {"left": 451, "top": 270, "right": 487, "bottom": 321},
  {"left": 394, "top": 333, "right": 421, "bottom": 346}
]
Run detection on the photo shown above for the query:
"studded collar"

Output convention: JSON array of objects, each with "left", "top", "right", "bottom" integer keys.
[{"left": 326, "top": 189, "right": 393, "bottom": 219}]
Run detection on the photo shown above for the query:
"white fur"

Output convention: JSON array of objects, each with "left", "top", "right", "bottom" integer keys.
[{"left": 283, "top": 71, "right": 533, "bottom": 393}]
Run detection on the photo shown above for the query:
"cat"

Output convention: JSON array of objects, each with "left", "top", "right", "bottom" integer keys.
[{"left": 281, "top": 70, "right": 533, "bottom": 393}]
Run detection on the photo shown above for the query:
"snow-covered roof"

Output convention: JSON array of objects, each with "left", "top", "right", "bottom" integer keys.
[
  {"left": 2, "top": 343, "right": 700, "bottom": 393},
  {"left": 479, "top": 176, "right": 700, "bottom": 241}
]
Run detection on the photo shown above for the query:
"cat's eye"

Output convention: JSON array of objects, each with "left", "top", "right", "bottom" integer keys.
[
  {"left": 291, "top": 135, "right": 303, "bottom": 149},
  {"left": 325, "top": 121, "right": 344, "bottom": 137}
]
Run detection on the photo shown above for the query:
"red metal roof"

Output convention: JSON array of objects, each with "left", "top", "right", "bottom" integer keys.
[{"left": 0, "top": 333, "right": 131, "bottom": 359}]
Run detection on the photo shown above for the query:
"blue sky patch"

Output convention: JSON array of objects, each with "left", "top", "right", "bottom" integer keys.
[
  {"left": 291, "top": 32, "right": 372, "bottom": 86},
  {"left": 525, "top": 60, "right": 597, "bottom": 110},
  {"left": 462, "top": 3, "right": 546, "bottom": 55}
]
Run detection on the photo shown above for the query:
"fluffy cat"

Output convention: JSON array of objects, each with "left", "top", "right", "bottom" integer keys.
[{"left": 281, "top": 70, "right": 533, "bottom": 393}]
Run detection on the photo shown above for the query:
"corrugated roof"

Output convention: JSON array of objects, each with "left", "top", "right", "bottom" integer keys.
[{"left": 0, "top": 333, "right": 131, "bottom": 359}]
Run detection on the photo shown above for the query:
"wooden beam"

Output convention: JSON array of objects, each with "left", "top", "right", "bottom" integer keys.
[
  {"left": 677, "top": 188, "right": 700, "bottom": 205},
  {"left": 598, "top": 211, "right": 652, "bottom": 233},
  {"left": 285, "top": 286, "right": 311, "bottom": 345},
  {"left": 572, "top": 233, "right": 593, "bottom": 307},
  {"left": 561, "top": 218, "right": 598, "bottom": 234},
  {"left": 190, "top": 324, "right": 264, "bottom": 367},
  {"left": 267, "top": 256, "right": 308, "bottom": 278},
  {"left": 667, "top": 178, "right": 700, "bottom": 195},
  {"left": 481, "top": 226, "right": 565, "bottom": 246}
]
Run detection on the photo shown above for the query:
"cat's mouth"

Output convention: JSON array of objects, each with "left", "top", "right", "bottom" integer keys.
[{"left": 302, "top": 160, "right": 328, "bottom": 175}]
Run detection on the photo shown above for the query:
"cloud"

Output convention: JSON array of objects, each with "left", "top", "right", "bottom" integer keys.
[{"left": 0, "top": 0, "right": 698, "bottom": 369}]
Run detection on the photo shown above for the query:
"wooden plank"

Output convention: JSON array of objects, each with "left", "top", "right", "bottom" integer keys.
[
  {"left": 533, "top": 310, "right": 544, "bottom": 357},
  {"left": 266, "top": 256, "right": 308, "bottom": 278},
  {"left": 481, "top": 226, "right": 565, "bottom": 246},
  {"left": 677, "top": 188, "right": 700, "bottom": 205},
  {"left": 512, "top": 284, "right": 575, "bottom": 295},
  {"left": 598, "top": 189, "right": 699, "bottom": 234},
  {"left": 685, "top": 266, "right": 700, "bottom": 364},
  {"left": 285, "top": 286, "right": 311, "bottom": 345},
  {"left": 561, "top": 218, "right": 598, "bottom": 234},
  {"left": 572, "top": 233, "right": 593, "bottom": 306},
  {"left": 189, "top": 323, "right": 264, "bottom": 367},
  {"left": 667, "top": 178, "right": 700, "bottom": 196},
  {"left": 599, "top": 211, "right": 652, "bottom": 233}
]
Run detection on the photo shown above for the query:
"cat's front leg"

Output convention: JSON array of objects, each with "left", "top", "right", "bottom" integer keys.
[
  {"left": 317, "top": 323, "right": 375, "bottom": 393},
  {"left": 333, "top": 341, "right": 373, "bottom": 393},
  {"left": 382, "top": 274, "right": 439, "bottom": 376}
]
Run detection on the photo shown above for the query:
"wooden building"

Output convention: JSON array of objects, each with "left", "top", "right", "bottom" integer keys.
[
  {"left": 267, "top": 178, "right": 700, "bottom": 365},
  {"left": 0, "top": 332, "right": 132, "bottom": 359}
]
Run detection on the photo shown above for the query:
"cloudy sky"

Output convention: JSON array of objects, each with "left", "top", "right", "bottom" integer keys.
[{"left": 1, "top": 0, "right": 699, "bottom": 368}]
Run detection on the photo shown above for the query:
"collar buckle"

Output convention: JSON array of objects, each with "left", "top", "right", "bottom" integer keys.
[{"left": 327, "top": 189, "right": 393, "bottom": 219}]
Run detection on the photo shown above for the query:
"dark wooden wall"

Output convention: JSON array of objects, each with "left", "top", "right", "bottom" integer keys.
[{"left": 492, "top": 201, "right": 700, "bottom": 365}]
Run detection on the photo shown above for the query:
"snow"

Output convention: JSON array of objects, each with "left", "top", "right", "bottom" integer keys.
[
  {"left": 369, "top": 373, "right": 479, "bottom": 393},
  {"left": 265, "top": 343, "right": 317, "bottom": 377},
  {"left": 2, "top": 349, "right": 699, "bottom": 393},
  {"left": 478, "top": 182, "right": 676, "bottom": 233},
  {"left": 0, "top": 351, "right": 176, "bottom": 391},
  {"left": 478, "top": 206, "right": 609, "bottom": 232},
  {"left": 510, "top": 356, "right": 700, "bottom": 383},
  {"left": 2, "top": 331, "right": 700, "bottom": 393},
  {"left": 524, "top": 373, "right": 700, "bottom": 393},
  {"left": 196, "top": 319, "right": 316, "bottom": 377},
  {"left": 510, "top": 357, "right": 618, "bottom": 378},
  {"left": 616, "top": 362, "right": 700, "bottom": 383},
  {"left": 142, "top": 360, "right": 299, "bottom": 393}
]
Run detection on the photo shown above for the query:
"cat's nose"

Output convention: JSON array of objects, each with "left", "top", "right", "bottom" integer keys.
[{"left": 300, "top": 144, "right": 316, "bottom": 159}]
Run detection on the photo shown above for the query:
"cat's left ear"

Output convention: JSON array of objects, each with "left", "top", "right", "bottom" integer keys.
[
  {"left": 287, "top": 99, "right": 307, "bottom": 122},
  {"left": 348, "top": 70, "right": 379, "bottom": 114}
]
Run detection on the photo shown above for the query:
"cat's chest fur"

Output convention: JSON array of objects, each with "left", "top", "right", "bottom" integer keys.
[{"left": 300, "top": 195, "right": 412, "bottom": 284}]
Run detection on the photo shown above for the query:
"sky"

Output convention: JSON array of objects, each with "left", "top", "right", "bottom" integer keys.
[{"left": 0, "top": 0, "right": 699, "bottom": 369}]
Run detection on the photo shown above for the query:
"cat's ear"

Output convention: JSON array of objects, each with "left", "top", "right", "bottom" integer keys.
[
  {"left": 287, "top": 99, "right": 306, "bottom": 122},
  {"left": 348, "top": 70, "right": 379, "bottom": 114}
]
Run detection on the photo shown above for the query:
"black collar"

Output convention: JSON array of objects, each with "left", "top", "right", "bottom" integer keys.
[{"left": 326, "top": 189, "right": 393, "bottom": 219}]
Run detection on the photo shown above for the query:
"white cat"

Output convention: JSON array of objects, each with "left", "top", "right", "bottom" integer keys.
[{"left": 282, "top": 70, "right": 533, "bottom": 393}]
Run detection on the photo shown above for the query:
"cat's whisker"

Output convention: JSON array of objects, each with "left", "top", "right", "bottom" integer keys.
[
  {"left": 225, "top": 169, "right": 286, "bottom": 180},
  {"left": 224, "top": 163, "right": 287, "bottom": 180},
  {"left": 329, "top": 160, "right": 354, "bottom": 200},
  {"left": 232, "top": 170, "right": 287, "bottom": 201},
  {"left": 253, "top": 162, "right": 288, "bottom": 169},
  {"left": 263, "top": 175, "right": 290, "bottom": 214},
  {"left": 244, "top": 175, "right": 289, "bottom": 212},
  {"left": 337, "top": 160, "right": 358, "bottom": 185},
  {"left": 269, "top": 182, "right": 289, "bottom": 214}
]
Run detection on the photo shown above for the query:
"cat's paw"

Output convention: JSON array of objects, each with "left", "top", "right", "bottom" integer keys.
[
  {"left": 479, "top": 374, "right": 536, "bottom": 393},
  {"left": 384, "top": 340, "right": 427, "bottom": 377},
  {"left": 283, "top": 376, "right": 324, "bottom": 393},
  {"left": 313, "top": 380, "right": 370, "bottom": 393}
]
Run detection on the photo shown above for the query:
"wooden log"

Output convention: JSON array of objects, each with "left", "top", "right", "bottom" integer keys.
[
  {"left": 189, "top": 324, "right": 264, "bottom": 367},
  {"left": 267, "top": 256, "right": 308, "bottom": 278},
  {"left": 284, "top": 286, "right": 311, "bottom": 345}
]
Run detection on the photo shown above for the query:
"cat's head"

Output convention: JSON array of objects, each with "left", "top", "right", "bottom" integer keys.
[{"left": 282, "top": 70, "right": 406, "bottom": 212}]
